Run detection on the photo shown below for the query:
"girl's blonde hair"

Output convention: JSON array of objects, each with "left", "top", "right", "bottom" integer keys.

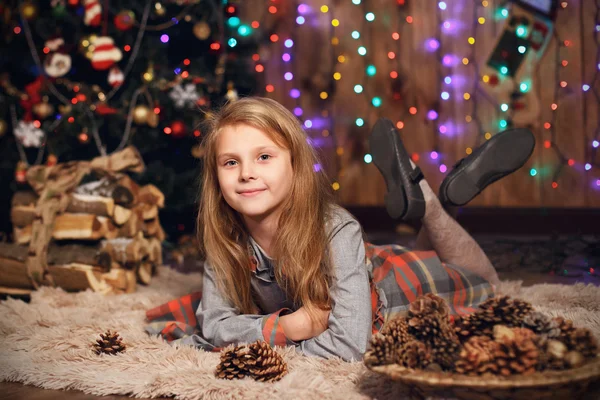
[{"left": 198, "top": 97, "right": 335, "bottom": 323}]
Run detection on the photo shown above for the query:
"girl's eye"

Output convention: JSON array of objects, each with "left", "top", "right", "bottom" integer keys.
[
  {"left": 259, "top": 154, "right": 271, "bottom": 161},
  {"left": 225, "top": 160, "right": 237, "bottom": 166}
]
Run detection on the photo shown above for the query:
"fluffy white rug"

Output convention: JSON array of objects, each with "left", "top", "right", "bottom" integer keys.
[{"left": 1, "top": 266, "right": 599, "bottom": 400}]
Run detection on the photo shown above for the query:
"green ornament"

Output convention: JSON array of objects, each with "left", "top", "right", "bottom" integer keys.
[{"left": 52, "top": 4, "right": 67, "bottom": 17}]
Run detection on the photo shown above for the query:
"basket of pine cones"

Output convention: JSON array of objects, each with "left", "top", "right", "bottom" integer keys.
[{"left": 364, "top": 293, "right": 600, "bottom": 400}]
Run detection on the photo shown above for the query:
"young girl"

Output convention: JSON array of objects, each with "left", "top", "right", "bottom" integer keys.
[{"left": 146, "top": 97, "right": 535, "bottom": 362}]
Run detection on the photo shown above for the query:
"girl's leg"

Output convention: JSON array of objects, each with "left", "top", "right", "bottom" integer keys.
[{"left": 413, "top": 170, "right": 500, "bottom": 287}]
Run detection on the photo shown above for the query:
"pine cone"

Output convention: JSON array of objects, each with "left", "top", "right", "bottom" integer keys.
[
  {"left": 553, "top": 316, "right": 576, "bottom": 338},
  {"left": 455, "top": 336, "right": 501, "bottom": 376},
  {"left": 522, "top": 311, "right": 561, "bottom": 338},
  {"left": 215, "top": 344, "right": 252, "bottom": 380},
  {"left": 455, "top": 296, "right": 533, "bottom": 342},
  {"left": 492, "top": 325, "right": 539, "bottom": 376},
  {"left": 454, "top": 312, "right": 495, "bottom": 342},
  {"left": 397, "top": 340, "right": 432, "bottom": 369},
  {"left": 537, "top": 338, "right": 569, "bottom": 371},
  {"left": 246, "top": 340, "right": 288, "bottom": 382},
  {"left": 561, "top": 328, "right": 599, "bottom": 359},
  {"left": 364, "top": 333, "right": 397, "bottom": 366},
  {"left": 431, "top": 335, "right": 461, "bottom": 371},
  {"left": 379, "top": 317, "right": 412, "bottom": 347},
  {"left": 408, "top": 293, "right": 450, "bottom": 319},
  {"left": 215, "top": 341, "right": 288, "bottom": 382},
  {"left": 480, "top": 296, "right": 534, "bottom": 327},
  {"left": 93, "top": 329, "right": 126, "bottom": 355}
]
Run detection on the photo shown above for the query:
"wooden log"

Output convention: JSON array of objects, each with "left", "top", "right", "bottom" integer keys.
[
  {"left": 116, "top": 209, "right": 143, "bottom": 238},
  {"left": 0, "top": 242, "right": 112, "bottom": 272},
  {"left": 13, "top": 213, "right": 116, "bottom": 244},
  {"left": 0, "top": 256, "right": 34, "bottom": 289},
  {"left": 113, "top": 205, "right": 132, "bottom": 225},
  {"left": 10, "top": 205, "right": 36, "bottom": 228},
  {"left": 138, "top": 184, "right": 165, "bottom": 208},
  {"left": 142, "top": 218, "right": 160, "bottom": 237},
  {"left": 14, "top": 225, "right": 32, "bottom": 245},
  {"left": 125, "top": 270, "right": 137, "bottom": 293},
  {"left": 52, "top": 213, "right": 107, "bottom": 240},
  {"left": 147, "top": 237, "right": 163, "bottom": 266},
  {"left": 115, "top": 175, "right": 140, "bottom": 207},
  {"left": 48, "top": 263, "right": 113, "bottom": 294},
  {"left": 103, "top": 234, "right": 151, "bottom": 268},
  {"left": 136, "top": 261, "right": 152, "bottom": 285},
  {"left": 102, "top": 264, "right": 129, "bottom": 291},
  {"left": 138, "top": 203, "right": 158, "bottom": 221},
  {"left": 11, "top": 191, "right": 38, "bottom": 207},
  {"left": 75, "top": 177, "right": 135, "bottom": 208},
  {"left": 66, "top": 193, "right": 115, "bottom": 219},
  {"left": 12, "top": 194, "right": 130, "bottom": 228},
  {"left": 0, "top": 286, "right": 33, "bottom": 296}
]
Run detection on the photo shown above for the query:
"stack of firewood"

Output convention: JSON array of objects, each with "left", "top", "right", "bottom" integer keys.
[{"left": 0, "top": 147, "right": 167, "bottom": 296}]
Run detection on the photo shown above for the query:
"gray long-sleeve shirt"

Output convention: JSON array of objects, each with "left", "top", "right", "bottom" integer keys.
[{"left": 195, "top": 205, "right": 373, "bottom": 362}]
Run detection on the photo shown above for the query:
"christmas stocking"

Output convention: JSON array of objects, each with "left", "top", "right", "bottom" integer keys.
[
  {"left": 479, "top": 0, "right": 558, "bottom": 127},
  {"left": 83, "top": 0, "right": 102, "bottom": 26}
]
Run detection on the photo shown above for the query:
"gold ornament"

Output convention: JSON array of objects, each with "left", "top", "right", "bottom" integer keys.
[
  {"left": 0, "top": 119, "right": 7, "bottom": 137},
  {"left": 133, "top": 105, "right": 151, "bottom": 125},
  {"left": 58, "top": 104, "right": 73, "bottom": 115},
  {"left": 143, "top": 63, "right": 154, "bottom": 82},
  {"left": 20, "top": 1, "right": 38, "bottom": 20},
  {"left": 193, "top": 21, "right": 211, "bottom": 40},
  {"left": 33, "top": 97, "right": 55, "bottom": 119}
]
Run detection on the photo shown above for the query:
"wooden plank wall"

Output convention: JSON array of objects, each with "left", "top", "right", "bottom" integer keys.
[{"left": 242, "top": 0, "right": 600, "bottom": 208}]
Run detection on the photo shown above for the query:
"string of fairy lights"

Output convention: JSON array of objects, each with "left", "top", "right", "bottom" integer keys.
[
  {"left": 287, "top": 0, "right": 600, "bottom": 194},
  {"left": 6, "top": 0, "right": 600, "bottom": 193}
]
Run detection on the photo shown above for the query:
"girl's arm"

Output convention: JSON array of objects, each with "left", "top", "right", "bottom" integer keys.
[
  {"left": 279, "top": 306, "right": 330, "bottom": 341},
  {"left": 291, "top": 214, "right": 372, "bottom": 362},
  {"left": 196, "top": 262, "right": 297, "bottom": 348}
]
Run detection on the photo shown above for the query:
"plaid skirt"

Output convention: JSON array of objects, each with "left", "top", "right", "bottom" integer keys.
[{"left": 145, "top": 242, "right": 494, "bottom": 347}]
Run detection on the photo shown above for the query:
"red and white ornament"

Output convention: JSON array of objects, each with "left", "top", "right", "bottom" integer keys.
[
  {"left": 45, "top": 36, "right": 65, "bottom": 51},
  {"left": 83, "top": 0, "right": 102, "bottom": 26},
  {"left": 108, "top": 66, "right": 124, "bottom": 87},
  {"left": 44, "top": 51, "right": 72, "bottom": 77},
  {"left": 43, "top": 36, "right": 71, "bottom": 77},
  {"left": 91, "top": 36, "right": 122, "bottom": 70}
]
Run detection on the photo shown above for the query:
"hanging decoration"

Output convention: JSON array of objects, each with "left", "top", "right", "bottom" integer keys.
[
  {"left": 43, "top": 37, "right": 72, "bottom": 78},
  {"left": 14, "top": 120, "right": 45, "bottom": 148},
  {"left": 114, "top": 10, "right": 136, "bottom": 31},
  {"left": 108, "top": 66, "right": 124, "bottom": 87},
  {"left": 479, "top": 0, "right": 558, "bottom": 126},
  {"left": 193, "top": 21, "right": 211, "bottom": 40},
  {"left": 168, "top": 82, "right": 200, "bottom": 108},
  {"left": 90, "top": 36, "right": 123, "bottom": 70},
  {"left": 83, "top": 0, "right": 102, "bottom": 26}
]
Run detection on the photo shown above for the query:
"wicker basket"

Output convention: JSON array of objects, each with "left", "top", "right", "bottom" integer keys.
[{"left": 366, "top": 356, "right": 600, "bottom": 400}]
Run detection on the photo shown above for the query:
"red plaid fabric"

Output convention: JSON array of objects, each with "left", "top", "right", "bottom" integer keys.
[{"left": 146, "top": 242, "right": 493, "bottom": 345}]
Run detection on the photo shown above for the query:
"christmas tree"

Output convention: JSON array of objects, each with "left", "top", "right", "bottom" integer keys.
[{"left": 0, "top": 0, "right": 259, "bottom": 239}]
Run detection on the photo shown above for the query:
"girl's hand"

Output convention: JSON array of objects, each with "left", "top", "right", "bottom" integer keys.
[{"left": 279, "top": 306, "right": 330, "bottom": 341}]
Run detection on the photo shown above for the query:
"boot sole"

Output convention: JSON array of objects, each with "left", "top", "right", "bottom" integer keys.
[{"left": 440, "top": 129, "right": 536, "bottom": 206}]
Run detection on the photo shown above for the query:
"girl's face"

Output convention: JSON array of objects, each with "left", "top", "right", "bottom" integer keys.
[{"left": 216, "top": 124, "right": 293, "bottom": 224}]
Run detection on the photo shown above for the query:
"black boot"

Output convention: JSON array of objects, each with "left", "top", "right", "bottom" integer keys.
[
  {"left": 438, "top": 128, "right": 535, "bottom": 207},
  {"left": 369, "top": 118, "right": 426, "bottom": 221}
]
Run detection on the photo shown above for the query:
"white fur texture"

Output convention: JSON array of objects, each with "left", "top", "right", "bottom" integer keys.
[{"left": 1, "top": 267, "right": 599, "bottom": 399}]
